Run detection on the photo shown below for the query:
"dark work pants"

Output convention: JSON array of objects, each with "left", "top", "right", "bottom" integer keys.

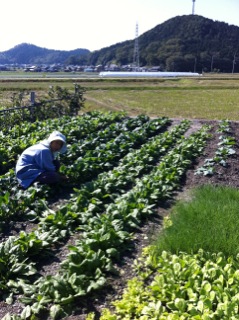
[
  {"left": 35, "top": 160, "right": 61, "bottom": 185},
  {"left": 35, "top": 171, "right": 61, "bottom": 185}
]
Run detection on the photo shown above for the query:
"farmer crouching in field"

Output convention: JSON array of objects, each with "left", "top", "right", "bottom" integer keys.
[{"left": 15, "top": 131, "right": 68, "bottom": 189}]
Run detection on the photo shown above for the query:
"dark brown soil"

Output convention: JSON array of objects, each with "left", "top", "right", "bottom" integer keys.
[
  {"left": 184, "top": 120, "right": 239, "bottom": 190},
  {"left": 1, "top": 119, "right": 239, "bottom": 319}
]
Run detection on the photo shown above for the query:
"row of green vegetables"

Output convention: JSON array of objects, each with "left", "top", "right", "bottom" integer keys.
[
  {"left": 0, "top": 117, "right": 188, "bottom": 295},
  {"left": 0, "top": 111, "right": 128, "bottom": 174},
  {"left": 60, "top": 116, "right": 172, "bottom": 182},
  {"left": 0, "top": 114, "right": 171, "bottom": 229},
  {"left": 95, "top": 119, "right": 239, "bottom": 320},
  {"left": 195, "top": 119, "right": 236, "bottom": 176},
  {"left": 0, "top": 111, "right": 168, "bottom": 188},
  {"left": 98, "top": 247, "right": 239, "bottom": 320},
  {"left": 0, "top": 119, "right": 211, "bottom": 319}
]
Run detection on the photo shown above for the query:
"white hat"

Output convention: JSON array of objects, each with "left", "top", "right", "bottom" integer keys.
[{"left": 48, "top": 131, "right": 67, "bottom": 153}]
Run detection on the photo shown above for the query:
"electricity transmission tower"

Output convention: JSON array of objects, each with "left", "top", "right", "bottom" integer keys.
[
  {"left": 133, "top": 22, "right": 140, "bottom": 71},
  {"left": 192, "top": 0, "right": 196, "bottom": 15}
]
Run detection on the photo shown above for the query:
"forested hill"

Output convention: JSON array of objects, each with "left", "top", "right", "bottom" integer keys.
[
  {"left": 87, "top": 15, "right": 239, "bottom": 73},
  {"left": 1, "top": 15, "right": 239, "bottom": 73},
  {"left": 0, "top": 43, "right": 90, "bottom": 65}
]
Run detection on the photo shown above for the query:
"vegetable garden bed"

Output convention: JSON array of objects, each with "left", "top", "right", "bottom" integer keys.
[{"left": 0, "top": 112, "right": 238, "bottom": 319}]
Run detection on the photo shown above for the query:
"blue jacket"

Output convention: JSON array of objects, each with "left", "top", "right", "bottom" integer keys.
[{"left": 16, "top": 140, "right": 57, "bottom": 189}]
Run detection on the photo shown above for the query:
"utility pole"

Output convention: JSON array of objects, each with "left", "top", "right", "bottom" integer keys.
[
  {"left": 133, "top": 22, "right": 140, "bottom": 71},
  {"left": 192, "top": 0, "right": 196, "bottom": 15},
  {"left": 232, "top": 51, "right": 237, "bottom": 73}
]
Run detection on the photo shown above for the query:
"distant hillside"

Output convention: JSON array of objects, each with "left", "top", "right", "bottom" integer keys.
[
  {"left": 0, "top": 43, "right": 90, "bottom": 65},
  {"left": 87, "top": 15, "right": 239, "bottom": 73},
  {"left": 1, "top": 15, "right": 239, "bottom": 73}
]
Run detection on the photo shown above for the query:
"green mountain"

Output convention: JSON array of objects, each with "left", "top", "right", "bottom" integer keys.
[
  {"left": 1, "top": 15, "right": 239, "bottom": 73},
  {"left": 87, "top": 15, "right": 239, "bottom": 73},
  {"left": 0, "top": 43, "right": 90, "bottom": 65}
]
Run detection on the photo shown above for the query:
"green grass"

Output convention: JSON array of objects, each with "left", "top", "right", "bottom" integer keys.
[
  {"left": 1, "top": 74, "right": 239, "bottom": 119},
  {"left": 84, "top": 88, "right": 239, "bottom": 120},
  {"left": 82, "top": 75, "right": 239, "bottom": 119},
  {"left": 152, "top": 185, "right": 239, "bottom": 257},
  {"left": 0, "top": 72, "right": 239, "bottom": 121}
]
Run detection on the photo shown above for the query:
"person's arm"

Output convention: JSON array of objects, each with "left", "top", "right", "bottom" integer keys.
[{"left": 35, "top": 149, "right": 56, "bottom": 172}]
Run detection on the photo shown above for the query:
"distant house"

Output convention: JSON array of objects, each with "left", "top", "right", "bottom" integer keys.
[
  {"left": 24, "top": 65, "right": 41, "bottom": 72},
  {"left": 105, "top": 64, "right": 120, "bottom": 71},
  {"left": 148, "top": 66, "right": 161, "bottom": 72},
  {"left": 0, "top": 65, "right": 8, "bottom": 71},
  {"left": 84, "top": 67, "right": 94, "bottom": 72},
  {"left": 95, "top": 65, "right": 103, "bottom": 72}
]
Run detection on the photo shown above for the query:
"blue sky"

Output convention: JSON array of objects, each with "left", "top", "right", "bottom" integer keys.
[{"left": 1, "top": 0, "right": 238, "bottom": 52}]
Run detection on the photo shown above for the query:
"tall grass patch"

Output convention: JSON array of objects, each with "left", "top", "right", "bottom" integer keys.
[
  {"left": 152, "top": 185, "right": 239, "bottom": 257},
  {"left": 84, "top": 88, "right": 239, "bottom": 120}
]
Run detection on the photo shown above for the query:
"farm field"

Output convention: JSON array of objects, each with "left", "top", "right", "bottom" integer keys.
[
  {"left": 0, "top": 74, "right": 239, "bottom": 120},
  {"left": 1, "top": 75, "right": 239, "bottom": 319},
  {"left": 0, "top": 110, "right": 239, "bottom": 319}
]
